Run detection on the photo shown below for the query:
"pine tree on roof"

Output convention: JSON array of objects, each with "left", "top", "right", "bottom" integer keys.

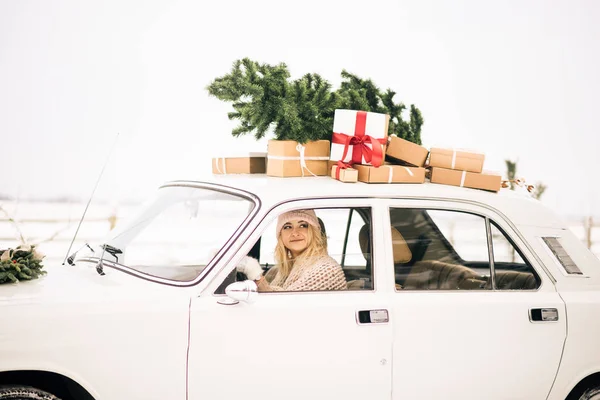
[{"left": 207, "top": 58, "right": 424, "bottom": 144}]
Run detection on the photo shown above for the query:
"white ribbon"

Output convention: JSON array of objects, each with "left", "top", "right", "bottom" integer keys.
[
  {"left": 266, "top": 155, "right": 330, "bottom": 161},
  {"left": 460, "top": 170, "right": 466, "bottom": 187},
  {"left": 451, "top": 149, "right": 457, "bottom": 169},
  {"left": 214, "top": 158, "right": 227, "bottom": 174},
  {"left": 386, "top": 166, "right": 415, "bottom": 183},
  {"left": 296, "top": 144, "right": 317, "bottom": 177}
]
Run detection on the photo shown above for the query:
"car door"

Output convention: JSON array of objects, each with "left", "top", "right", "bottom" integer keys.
[
  {"left": 187, "top": 199, "right": 394, "bottom": 400},
  {"left": 383, "top": 199, "right": 566, "bottom": 400}
]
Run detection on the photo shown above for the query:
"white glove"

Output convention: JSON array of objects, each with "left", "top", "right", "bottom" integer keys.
[{"left": 236, "top": 256, "right": 263, "bottom": 281}]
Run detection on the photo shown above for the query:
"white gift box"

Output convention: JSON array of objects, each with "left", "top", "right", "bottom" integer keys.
[{"left": 330, "top": 109, "right": 390, "bottom": 166}]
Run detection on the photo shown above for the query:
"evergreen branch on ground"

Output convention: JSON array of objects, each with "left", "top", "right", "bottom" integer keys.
[{"left": 0, "top": 244, "right": 46, "bottom": 284}]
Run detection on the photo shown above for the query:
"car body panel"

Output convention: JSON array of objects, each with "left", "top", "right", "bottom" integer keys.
[
  {"left": 382, "top": 198, "right": 567, "bottom": 399},
  {"left": 188, "top": 198, "right": 394, "bottom": 400},
  {"left": 0, "top": 265, "right": 191, "bottom": 400},
  {"left": 1, "top": 177, "right": 599, "bottom": 400}
]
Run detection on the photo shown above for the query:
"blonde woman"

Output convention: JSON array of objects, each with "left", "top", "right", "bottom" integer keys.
[{"left": 236, "top": 209, "right": 347, "bottom": 292}]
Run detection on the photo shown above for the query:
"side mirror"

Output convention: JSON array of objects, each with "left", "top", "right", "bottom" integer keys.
[{"left": 218, "top": 280, "right": 258, "bottom": 305}]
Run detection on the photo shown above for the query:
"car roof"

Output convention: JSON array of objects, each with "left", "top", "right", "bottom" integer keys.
[{"left": 166, "top": 175, "right": 567, "bottom": 229}]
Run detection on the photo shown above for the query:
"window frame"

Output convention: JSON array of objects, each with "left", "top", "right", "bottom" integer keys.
[
  {"left": 210, "top": 198, "right": 386, "bottom": 296},
  {"left": 383, "top": 198, "right": 548, "bottom": 292},
  {"left": 76, "top": 181, "right": 261, "bottom": 287}
]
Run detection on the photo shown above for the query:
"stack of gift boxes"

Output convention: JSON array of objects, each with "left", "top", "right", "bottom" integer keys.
[
  {"left": 212, "top": 109, "right": 502, "bottom": 193},
  {"left": 385, "top": 136, "right": 502, "bottom": 192}
]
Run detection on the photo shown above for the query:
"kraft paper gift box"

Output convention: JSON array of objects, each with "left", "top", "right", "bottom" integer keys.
[
  {"left": 354, "top": 164, "right": 426, "bottom": 184},
  {"left": 331, "top": 163, "right": 358, "bottom": 183},
  {"left": 429, "top": 148, "right": 485, "bottom": 173},
  {"left": 212, "top": 153, "right": 266, "bottom": 174},
  {"left": 266, "top": 140, "right": 330, "bottom": 177},
  {"left": 429, "top": 167, "right": 502, "bottom": 192},
  {"left": 330, "top": 109, "right": 390, "bottom": 167},
  {"left": 386, "top": 136, "right": 429, "bottom": 167}
]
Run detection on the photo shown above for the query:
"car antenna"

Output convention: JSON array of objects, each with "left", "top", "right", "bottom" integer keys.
[{"left": 62, "top": 133, "right": 120, "bottom": 266}]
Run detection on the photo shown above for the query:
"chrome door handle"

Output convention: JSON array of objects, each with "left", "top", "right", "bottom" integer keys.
[
  {"left": 357, "top": 309, "right": 389, "bottom": 324},
  {"left": 530, "top": 308, "right": 559, "bottom": 322}
]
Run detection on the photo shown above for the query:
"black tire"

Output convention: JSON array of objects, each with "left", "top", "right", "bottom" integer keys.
[
  {"left": 0, "top": 386, "right": 61, "bottom": 400},
  {"left": 579, "top": 387, "right": 600, "bottom": 400}
]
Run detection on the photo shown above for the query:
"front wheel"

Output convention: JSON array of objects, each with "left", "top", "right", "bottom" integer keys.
[{"left": 0, "top": 386, "right": 61, "bottom": 400}]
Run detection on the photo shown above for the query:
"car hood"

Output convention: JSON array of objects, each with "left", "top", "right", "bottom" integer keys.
[{"left": 0, "top": 262, "right": 174, "bottom": 305}]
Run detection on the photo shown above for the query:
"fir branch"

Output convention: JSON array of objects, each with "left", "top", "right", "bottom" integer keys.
[
  {"left": 207, "top": 59, "right": 424, "bottom": 144},
  {"left": 409, "top": 105, "right": 424, "bottom": 145}
]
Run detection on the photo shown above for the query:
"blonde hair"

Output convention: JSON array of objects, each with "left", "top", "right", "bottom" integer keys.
[{"left": 274, "top": 223, "right": 327, "bottom": 281}]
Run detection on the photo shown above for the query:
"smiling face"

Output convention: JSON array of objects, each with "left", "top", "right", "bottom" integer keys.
[{"left": 280, "top": 219, "right": 312, "bottom": 257}]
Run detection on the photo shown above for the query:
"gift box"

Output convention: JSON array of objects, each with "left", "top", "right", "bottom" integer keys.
[
  {"left": 331, "top": 163, "right": 358, "bottom": 183},
  {"left": 212, "top": 153, "right": 266, "bottom": 174},
  {"left": 266, "top": 140, "right": 330, "bottom": 177},
  {"left": 386, "top": 136, "right": 429, "bottom": 167},
  {"left": 429, "top": 148, "right": 485, "bottom": 173},
  {"left": 429, "top": 167, "right": 502, "bottom": 192},
  {"left": 354, "top": 164, "right": 426, "bottom": 184},
  {"left": 331, "top": 109, "right": 389, "bottom": 167}
]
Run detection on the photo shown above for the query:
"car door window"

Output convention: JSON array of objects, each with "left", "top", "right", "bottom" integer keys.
[
  {"left": 320, "top": 208, "right": 368, "bottom": 269},
  {"left": 263, "top": 207, "right": 373, "bottom": 291},
  {"left": 389, "top": 207, "right": 539, "bottom": 290},
  {"left": 390, "top": 208, "right": 491, "bottom": 290},
  {"left": 217, "top": 207, "right": 373, "bottom": 293}
]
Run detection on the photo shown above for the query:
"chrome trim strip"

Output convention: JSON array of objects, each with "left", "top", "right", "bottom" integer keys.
[{"left": 485, "top": 217, "right": 496, "bottom": 290}]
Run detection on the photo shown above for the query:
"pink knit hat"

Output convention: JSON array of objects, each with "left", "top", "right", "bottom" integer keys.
[{"left": 276, "top": 209, "right": 319, "bottom": 236}]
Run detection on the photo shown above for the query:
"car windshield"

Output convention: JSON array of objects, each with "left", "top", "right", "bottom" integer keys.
[{"left": 76, "top": 184, "right": 256, "bottom": 282}]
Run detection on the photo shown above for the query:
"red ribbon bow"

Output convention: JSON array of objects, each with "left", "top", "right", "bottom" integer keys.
[
  {"left": 334, "top": 160, "right": 353, "bottom": 180},
  {"left": 332, "top": 111, "right": 387, "bottom": 167}
]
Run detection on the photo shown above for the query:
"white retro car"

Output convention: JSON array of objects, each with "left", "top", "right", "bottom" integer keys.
[{"left": 1, "top": 176, "right": 600, "bottom": 400}]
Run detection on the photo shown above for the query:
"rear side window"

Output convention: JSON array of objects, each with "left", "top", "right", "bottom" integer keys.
[
  {"left": 542, "top": 237, "right": 583, "bottom": 275},
  {"left": 490, "top": 223, "right": 541, "bottom": 289},
  {"left": 389, "top": 208, "right": 540, "bottom": 290}
]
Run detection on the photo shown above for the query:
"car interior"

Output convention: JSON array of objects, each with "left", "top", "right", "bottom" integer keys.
[
  {"left": 215, "top": 207, "right": 540, "bottom": 295},
  {"left": 389, "top": 208, "right": 540, "bottom": 290}
]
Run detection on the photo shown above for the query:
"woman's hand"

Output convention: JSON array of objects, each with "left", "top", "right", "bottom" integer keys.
[{"left": 236, "top": 256, "right": 263, "bottom": 281}]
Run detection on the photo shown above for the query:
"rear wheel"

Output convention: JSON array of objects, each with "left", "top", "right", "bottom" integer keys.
[
  {"left": 579, "top": 387, "right": 600, "bottom": 400},
  {"left": 0, "top": 386, "right": 61, "bottom": 400}
]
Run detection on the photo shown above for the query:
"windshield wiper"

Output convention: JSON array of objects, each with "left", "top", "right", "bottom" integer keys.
[
  {"left": 66, "top": 243, "right": 95, "bottom": 266},
  {"left": 95, "top": 244, "right": 123, "bottom": 276}
]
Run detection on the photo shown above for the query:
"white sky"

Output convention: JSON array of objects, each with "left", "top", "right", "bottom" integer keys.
[{"left": 1, "top": 0, "right": 599, "bottom": 217}]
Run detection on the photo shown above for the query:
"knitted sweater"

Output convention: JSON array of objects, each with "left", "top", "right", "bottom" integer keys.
[{"left": 258, "top": 254, "right": 347, "bottom": 292}]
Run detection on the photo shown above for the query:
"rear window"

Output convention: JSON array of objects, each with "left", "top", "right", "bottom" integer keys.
[{"left": 542, "top": 237, "right": 583, "bottom": 275}]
